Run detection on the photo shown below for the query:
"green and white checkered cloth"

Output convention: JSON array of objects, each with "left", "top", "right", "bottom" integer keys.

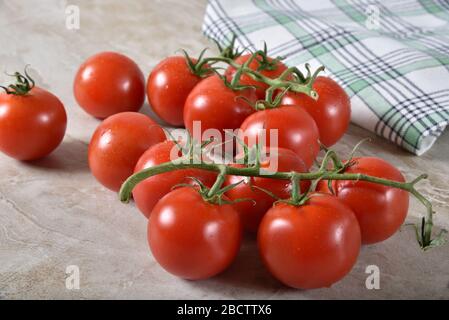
[{"left": 203, "top": 0, "right": 449, "bottom": 155}]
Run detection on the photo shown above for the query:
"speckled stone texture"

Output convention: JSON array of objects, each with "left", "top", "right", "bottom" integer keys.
[{"left": 0, "top": 0, "right": 448, "bottom": 299}]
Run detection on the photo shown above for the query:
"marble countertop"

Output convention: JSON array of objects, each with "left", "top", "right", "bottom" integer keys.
[{"left": 0, "top": 0, "right": 448, "bottom": 299}]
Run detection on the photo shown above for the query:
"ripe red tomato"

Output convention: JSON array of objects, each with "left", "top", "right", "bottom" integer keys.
[
  {"left": 318, "top": 157, "right": 409, "bottom": 244},
  {"left": 225, "top": 148, "right": 310, "bottom": 233},
  {"left": 74, "top": 52, "right": 145, "bottom": 119},
  {"left": 239, "top": 105, "right": 320, "bottom": 169},
  {"left": 133, "top": 140, "right": 217, "bottom": 218},
  {"left": 88, "top": 112, "right": 166, "bottom": 192},
  {"left": 184, "top": 75, "right": 256, "bottom": 141},
  {"left": 147, "top": 56, "right": 207, "bottom": 127},
  {"left": 148, "top": 187, "right": 242, "bottom": 280},
  {"left": 281, "top": 76, "right": 351, "bottom": 147},
  {"left": 225, "top": 54, "right": 289, "bottom": 99},
  {"left": 0, "top": 87, "right": 67, "bottom": 161},
  {"left": 258, "top": 193, "right": 361, "bottom": 289}
]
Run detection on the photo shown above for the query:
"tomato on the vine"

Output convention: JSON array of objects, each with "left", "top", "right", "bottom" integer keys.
[
  {"left": 258, "top": 193, "right": 361, "bottom": 289},
  {"left": 148, "top": 56, "right": 209, "bottom": 127},
  {"left": 148, "top": 187, "right": 242, "bottom": 280},
  {"left": 225, "top": 148, "right": 310, "bottom": 233},
  {"left": 88, "top": 112, "right": 166, "bottom": 192},
  {"left": 184, "top": 75, "right": 256, "bottom": 141},
  {"left": 74, "top": 52, "right": 145, "bottom": 119},
  {"left": 225, "top": 54, "right": 289, "bottom": 99},
  {"left": 0, "top": 86, "right": 67, "bottom": 161},
  {"left": 239, "top": 105, "right": 320, "bottom": 169},
  {"left": 318, "top": 157, "right": 409, "bottom": 244},
  {"left": 133, "top": 140, "right": 217, "bottom": 218},
  {"left": 281, "top": 76, "right": 350, "bottom": 147}
]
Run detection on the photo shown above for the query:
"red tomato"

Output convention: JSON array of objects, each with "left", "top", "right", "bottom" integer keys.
[
  {"left": 148, "top": 56, "right": 207, "bottom": 127},
  {"left": 148, "top": 187, "right": 242, "bottom": 280},
  {"left": 281, "top": 76, "right": 351, "bottom": 147},
  {"left": 88, "top": 112, "right": 166, "bottom": 192},
  {"left": 74, "top": 52, "right": 145, "bottom": 119},
  {"left": 318, "top": 157, "right": 409, "bottom": 244},
  {"left": 133, "top": 140, "right": 217, "bottom": 218},
  {"left": 225, "top": 148, "right": 310, "bottom": 233},
  {"left": 239, "top": 105, "right": 320, "bottom": 169},
  {"left": 258, "top": 193, "right": 361, "bottom": 289},
  {"left": 184, "top": 75, "right": 256, "bottom": 141},
  {"left": 225, "top": 54, "right": 289, "bottom": 99},
  {"left": 0, "top": 87, "right": 67, "bottom": 161}
]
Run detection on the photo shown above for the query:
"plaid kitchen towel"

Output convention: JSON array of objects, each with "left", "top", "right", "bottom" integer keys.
[{"left": 202, "top": 0, "right": 449, "bottom": 155}]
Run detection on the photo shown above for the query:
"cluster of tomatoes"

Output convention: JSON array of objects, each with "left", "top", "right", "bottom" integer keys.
[{"left": 0, "top": 42, "right": 412, "bottom": 290}]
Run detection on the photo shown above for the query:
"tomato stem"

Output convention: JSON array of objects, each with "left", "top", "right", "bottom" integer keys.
[
  {"left": 214, "top": 34, "right": 245, "bottom": 60},
  {"left": 119, "top": 149, "right": 444, "bottom": 250},
  {"left": 290, "top": 175, "right": 301, "bottom": 203},
  {"left": 1, "top": 66, "right": 35, "bottom": 95},
  {"left": 120, "top": 162, "right": 422, "bottom": 200},
  {"left": 195, "top": 52, "right": 322, "bottom": 100},
  {"left": 207, "top": 166, "right": 227, "bottom": 198},
  {"left": 186, "top": 39, "right": 324, "bottom": 104}
]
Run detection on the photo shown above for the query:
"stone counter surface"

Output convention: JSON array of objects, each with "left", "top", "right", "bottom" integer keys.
[{"left": 0, "top": 0, "right": 448, "bottom": 299}]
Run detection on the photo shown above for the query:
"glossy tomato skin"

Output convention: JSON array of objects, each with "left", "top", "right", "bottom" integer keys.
[
  {"left": 0, "top": 87, "right": 67, "bottom": 161},
  {"left": 148, "top": 56, "right": 206, "bottom": 127},
  {"left": 281, "top": 76, "right": 351, "bottom": 147},
  {"left": 258, "top": 193, "right": 361, "bottom": 289},
  {"left": 239, "top": 105, "right": 320, "bottom": 169},
  {"left": 318, "top": 157, "right": 409, "bottom": 244},
  {"left": 74, "top": 52, "right": 145, "bottom": 119},
  {"left": 148, "top": 187, "right": 242, "bottom": 280},
  {"left": 184, "top": 75, "right": 256, "bottom": 141},
  {"left": 133, "top": 140, "right": 217, "bottom": 218},
  {"left": 88, "top": 112, "right": 166, "bottom": 192},
  {"left": 226, "top": 54, "right": 289, "bottom": 99},
  {"left": 225, "top": 148, "right": 310, "bottom": 233}
]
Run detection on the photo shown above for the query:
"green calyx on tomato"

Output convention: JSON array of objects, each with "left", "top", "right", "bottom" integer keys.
[
  {"left": 0, "top": 67, "right": 35, "bottom": 96},
  {"left": 213, "top": 33, "right": 245, "bottom": 60},
  {"left": 254, "top": 42, "right": 284, "bottom": 72},
  {"left": 181, "top": 168, "right": 253, "bottom": 207},
  {"left": 179, "top": 48, "right": 212, "bottom": 78}
]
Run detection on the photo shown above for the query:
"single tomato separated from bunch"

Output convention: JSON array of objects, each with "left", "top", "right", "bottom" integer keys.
[
  {"left": 281, "top": 76, "right": 351, "bottom": 147},
  {"left": 226, "top": 53, "right": 289, "bottom": 99},
  {"left": 318, "top": 157, "right": 409, "bottom": 244},
  {"left": 0, "top": 70, "right": 67, "bottom": 161},
  {"left": 148, "top": 187, "right": 242, "bottom": 280},
  {"left": 258, "top": 193, "right": 361, "bottom": 289},
  {"left": 239, "top": 105, "right": 320, "bottom": 169},
  {"left": 74, "top": 52, "right": 145, "bottom": 119},
  {"left": 133, "top": 140, "right": 217, "bottom": 218},
  {"left": 88, "top": 112, "right": 166, "bottom": 192},
  {"left": 225, "top": 148, "right": 310, "bottom": 233},
  {"left": 184, "top": 75, "right": 256, "bottom": 141},
  {"left": 147, "top": 56, "right": 209, "bottom": 126}
]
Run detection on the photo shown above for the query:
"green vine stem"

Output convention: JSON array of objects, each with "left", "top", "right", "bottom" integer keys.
[
  {"left": 206, "top": 166, "right": 227, "bottom": 198},
  {"left": 194, "top": 53, "right": 322, "bottom": 100},
  {"left": 120, "top": 162, "right": 425, "bottom": 202},
  {"left": 179, "top": 36, "right": 324, "bottom": 104},
  {"left": 119, "top": 152, "right": 444, "bottom": 250}
]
